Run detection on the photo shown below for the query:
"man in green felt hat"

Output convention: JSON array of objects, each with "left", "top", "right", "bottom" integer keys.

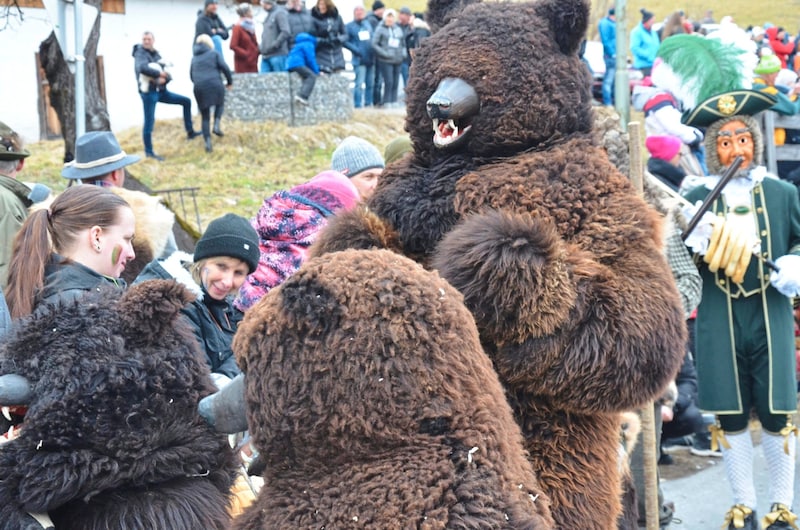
[
  {"left": 752, "top": 53, "right": 800, "bottom": 116},
  {"left": 682, "top": 93, "right": 800, "bottom": 530},
  {"left": 0, "top": 121, "right": 50, "bottom": 288}
]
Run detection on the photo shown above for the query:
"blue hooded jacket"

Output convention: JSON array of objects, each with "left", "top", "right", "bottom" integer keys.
[{"left": 287, "top": 32, "right": 320, "bottom": 73}]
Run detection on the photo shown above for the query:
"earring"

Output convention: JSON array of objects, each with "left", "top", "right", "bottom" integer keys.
[{"left": 94, "top": 243, "right": 101, "bottom": 252}]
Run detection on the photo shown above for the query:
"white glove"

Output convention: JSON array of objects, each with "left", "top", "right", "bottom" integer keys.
[
  {"left": 682, "top": 202, "right": 717, "bottom": 255},
  {"left": 769, "top": 254, "right": 800, "bottom": 297}
]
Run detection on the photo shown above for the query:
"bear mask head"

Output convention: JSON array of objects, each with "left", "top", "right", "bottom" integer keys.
[{"left": 408, "top": 0, "right": 594, "bottom": 160}]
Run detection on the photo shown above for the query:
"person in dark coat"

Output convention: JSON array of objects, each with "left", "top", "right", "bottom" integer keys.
[
  {"left": 195, "top": 0, "right": 230, "bottom": 54},
  {"left": 230, "top": 2, "right": 260, "bottom": 73},
  {"left": 406, "top": 12, "right": 431, "bottom": 62},
  {"left": 287, "top": 0, "right": 314, "bottom": 45},
  {"left": 136, "top": 213, "right": 259, "bottom": 389},
  {"left": 371, "top": 8, "right": 406, "bottom": 106},
  {"left": 645, "top": 134, "right": 688, "bottom": 191},
  {"left": 191, "top": 34, "right": 233, "bottom": 153},
  {"left": 661, "top": 350, "right": 706, "bottom": 449},
  {"left": 310, "top": 0, "right": 347, "bottom": 73}
]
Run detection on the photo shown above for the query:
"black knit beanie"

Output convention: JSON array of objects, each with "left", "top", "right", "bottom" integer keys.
[
  {"left": 193, "top": 213, "right": 260, "bottom": 273},
  {"left": 641, "top": 8, "right": 654, "bottom": 24}
]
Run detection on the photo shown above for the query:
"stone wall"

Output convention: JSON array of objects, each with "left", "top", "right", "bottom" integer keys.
[{"left": 225, "top": 72, "right": 353, "bottom": 126}]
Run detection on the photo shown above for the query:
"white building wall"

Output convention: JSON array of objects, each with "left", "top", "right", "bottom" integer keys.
[{"left": 0, "top": 0, "right": 361, "bottom": 144}]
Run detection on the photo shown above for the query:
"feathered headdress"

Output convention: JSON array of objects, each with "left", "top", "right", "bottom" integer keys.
[{"left": 652, "top": 30, "right": 757, "bottom": 112}]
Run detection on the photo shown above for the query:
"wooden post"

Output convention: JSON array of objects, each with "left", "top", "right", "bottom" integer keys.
[{"left": 628, "top": 121, "right": 659, "bottom": 530}]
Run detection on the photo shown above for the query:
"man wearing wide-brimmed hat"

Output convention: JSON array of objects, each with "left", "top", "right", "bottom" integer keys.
[
  {"left": 61, "top": 131, "right": 141, "bottom": 186},
  {"left": 0, "top": 121, "right": 50, "bottom": 288}
]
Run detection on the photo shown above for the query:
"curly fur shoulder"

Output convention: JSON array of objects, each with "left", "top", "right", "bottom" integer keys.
[
  {"left": 159, "top": 251, "right": 204, "bottom": 299},
  {"left": 110, "top": 187, "right": 175, "bottom": 259}
]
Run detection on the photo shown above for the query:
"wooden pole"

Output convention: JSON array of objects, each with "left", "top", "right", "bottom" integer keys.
[{"left": 628, "top": 121, "right": 659, "bottom": 530}]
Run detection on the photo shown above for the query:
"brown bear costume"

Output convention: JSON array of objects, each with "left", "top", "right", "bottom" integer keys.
[
  {"left": 0, "top": 280, "right": 238, "bottom": 530},
  {"left": 231, "top": 248, "right": 554, "bottom": 529},
  {"left": 310, "top": 0, "right": 687, "bottom": 527}
]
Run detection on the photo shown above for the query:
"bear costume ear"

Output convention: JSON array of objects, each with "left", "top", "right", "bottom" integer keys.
[
  {"left": 425, "top": 0, "right": 481, "bottom": 32},
  {"left": 117, "top": 279, "right": 195, "bottom": 344},
  {"left": 534, "top": 0, "right": 589, "bottom": 56}
]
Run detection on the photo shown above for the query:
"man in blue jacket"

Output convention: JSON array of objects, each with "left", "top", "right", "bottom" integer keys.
[
  {"left": 630, "top": 8, "right": 659, "bottom": 77},
  {"left": 598, "top": 7, "right": 616, "bottom": 106},
  {"left": 345, "top": 5, "right": 375, "bottom": 108}
]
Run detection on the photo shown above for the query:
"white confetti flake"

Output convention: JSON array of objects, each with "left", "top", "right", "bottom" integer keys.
[{"left": 467, "top": 446, "right": 479, "bottom": 463}]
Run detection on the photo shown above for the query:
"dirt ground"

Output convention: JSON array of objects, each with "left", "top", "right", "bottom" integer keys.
[
  {"left": 658, "top": 449, "right": 725, "bottom": 480},
  {"left": 658, "top": 419, "right": 771, "bottom": 481}
]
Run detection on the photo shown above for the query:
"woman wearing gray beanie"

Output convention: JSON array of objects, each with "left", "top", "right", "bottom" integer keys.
[{"left": 136, "top": 213, "right": 259, "bottom": 389}]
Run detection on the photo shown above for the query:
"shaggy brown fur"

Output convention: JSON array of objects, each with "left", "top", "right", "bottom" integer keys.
[
  {"left": 0, "top": 280, "right": 238, "bottom": 529},
  {"left": 231, "top": 249, "right": 553, "bottom": 529},
  {"left": 311, "top": 0, "right": 687, "bottom": 527}
]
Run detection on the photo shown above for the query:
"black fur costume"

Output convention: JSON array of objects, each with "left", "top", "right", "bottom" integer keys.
[{"left": 0, "top": 280, "right": 237, "bottom": 529}]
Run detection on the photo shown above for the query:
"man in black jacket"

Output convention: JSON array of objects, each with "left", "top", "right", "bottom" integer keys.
[{"left": 132, "top": 31, "right": 200, "bottom": 161}]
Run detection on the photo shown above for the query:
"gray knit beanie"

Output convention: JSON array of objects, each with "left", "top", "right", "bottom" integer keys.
[
  {"left": 194, "top": 213, "right": 260, "bottom": 273},
  {"left": 331, "top": 136, "right": 385, "bottom": 178}
]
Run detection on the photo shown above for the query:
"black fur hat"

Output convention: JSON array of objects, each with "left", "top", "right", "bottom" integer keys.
[{"left": 194, "top": 213, "right": 260, "bottom": 273}]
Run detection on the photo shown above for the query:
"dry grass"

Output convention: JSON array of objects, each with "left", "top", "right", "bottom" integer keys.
[{"left": 24, "top": 109, "right": 407, "bottom": 231}]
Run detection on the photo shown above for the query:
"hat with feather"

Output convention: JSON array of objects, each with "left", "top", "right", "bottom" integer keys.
[
  {"left": 654, "top": 31, "right": 776, "bottom": 127},
  {"left": 652, "top": 32, "right": 757, "bottom": 115}
]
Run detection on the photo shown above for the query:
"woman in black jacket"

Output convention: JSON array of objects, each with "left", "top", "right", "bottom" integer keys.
[
  {"left": 191, "top": 34, "right": 233, "bottom": 153},
  {"left": 5, "top": 185, "right": 136, "bottom": 320},
  {"left": 310, "top": 0, "right": 347, "bottom": 73},
  {"left": 136, "top": 214, "right": 259, "bottom": 389}
]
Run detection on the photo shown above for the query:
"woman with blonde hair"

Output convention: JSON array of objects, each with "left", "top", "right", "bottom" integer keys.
[
  {"left": 191, "top": 33, "right": 233, "bottom": 152},
  {"left": 5, "top": 185, "right": 136, "bottom": 319},
  {"left": 136, "top": 213, "right": 259, "bottom": 387}
]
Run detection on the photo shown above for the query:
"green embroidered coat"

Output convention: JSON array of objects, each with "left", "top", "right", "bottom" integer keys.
[{"left": 685, "top": 175, "right": 800, "bottom": 414}]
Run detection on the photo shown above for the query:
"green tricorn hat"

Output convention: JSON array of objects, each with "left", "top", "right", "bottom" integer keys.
[
  {"left": 0, "top": 121, "right": 30, "bottom": 161},
  {"left": 682, "top": 89, "right": 777, "bottom": 128}
]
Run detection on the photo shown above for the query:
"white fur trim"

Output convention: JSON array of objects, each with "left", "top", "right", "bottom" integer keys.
[{"left": 159, "top": 251, "right": 204, "bottom": 299}]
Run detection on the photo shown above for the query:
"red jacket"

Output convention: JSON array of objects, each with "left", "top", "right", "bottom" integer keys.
[
  {"left": 766, "top": 26, "right": 795, "bottom": 68},
  {"left": 230, "top": 22, "right": 259, "bottom": 73}
]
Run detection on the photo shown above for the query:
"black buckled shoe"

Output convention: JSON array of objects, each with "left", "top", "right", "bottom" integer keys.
[
  {"left": 723, "top": 504, "right": 757, "bottom": 530},
  {"left": 763, "top": 503, "right": 798, "bottom": 529}
]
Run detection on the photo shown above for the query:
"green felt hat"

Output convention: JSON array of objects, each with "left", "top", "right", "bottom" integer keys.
[
  {"left": 0, "top": 121, "right": 30, "bottom": 161},
  {"left": 754, "top": 54, "right": 781, "bottom": 75},
  {"left": 682, "top": 89, "right": 777, "bottom": 128}
]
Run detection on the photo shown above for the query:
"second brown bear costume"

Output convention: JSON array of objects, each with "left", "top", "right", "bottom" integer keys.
[{"left": 231, "top": 248, "right": 554, "bottom": 528}]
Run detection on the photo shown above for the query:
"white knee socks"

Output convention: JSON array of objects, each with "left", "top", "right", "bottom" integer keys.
[
  {"left": 722, "top": 430, "right": 757, "bottom": 509},
  {"left": 762, "top": 430, "right": 796, "bottom": 507}
]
